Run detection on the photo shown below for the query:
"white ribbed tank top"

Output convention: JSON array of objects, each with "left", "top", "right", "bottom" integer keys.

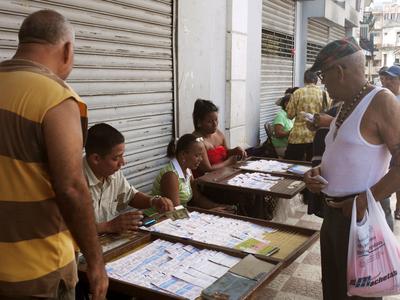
[{"left": 321, "top": 87, "right": 390, "bottom": 197}]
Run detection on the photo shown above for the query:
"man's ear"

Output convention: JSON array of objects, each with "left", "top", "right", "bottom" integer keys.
[
  {"left": 63, "top": 41, "right": 73, "bottom": 65},
  {"left": 337, "top": 65, "right": 346, "bottom": 82},
  {"left": 88, "top": 153, "right": 101, "bottom": 165}
]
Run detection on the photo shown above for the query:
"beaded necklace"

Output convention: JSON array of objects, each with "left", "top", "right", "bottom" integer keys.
[{"left": 334, "top": 82, "right": 370, "bottom": 139}]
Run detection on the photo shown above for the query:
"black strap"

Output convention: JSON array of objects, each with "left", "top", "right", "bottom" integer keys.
[{"left": 322, "top": 91, "right": 328, "bottom": 112}]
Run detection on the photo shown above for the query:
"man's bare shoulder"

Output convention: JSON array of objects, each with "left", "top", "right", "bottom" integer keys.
[{"left": 370, "top": 89, "right": 399, "bottom": 113}]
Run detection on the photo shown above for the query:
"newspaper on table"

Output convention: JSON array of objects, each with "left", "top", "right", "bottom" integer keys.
[
  {"left": 240, "top": 159, "right": 311, "bottom": 176},
  {"left": 142, "top": 211, "right": 277, "bottom": 253},
  {"left": 106, "top": 239, "right": 241, "bottom": 300},
  {"left": 240, "top": 159, "right": 292, "bottom": 173},
  {"left": 227, "top": 172, "right": 282, "bottom": 191}
]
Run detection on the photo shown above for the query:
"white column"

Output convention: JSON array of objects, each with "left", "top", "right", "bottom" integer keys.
[{"left": 225, "top": 0, "right": 248, "bottom": 148}]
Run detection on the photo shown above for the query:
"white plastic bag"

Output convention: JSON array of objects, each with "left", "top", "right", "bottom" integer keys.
[{"left": 347, "top": 189, "right": 400, "bottom": 297}]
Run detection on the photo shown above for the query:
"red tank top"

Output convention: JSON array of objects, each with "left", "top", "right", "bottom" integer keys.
[
  {"left": 193, "top": 145, "right": 228, "bottom": 178},
  {"left": 207, "top": 145, "right": 228, "bottom": 165}
]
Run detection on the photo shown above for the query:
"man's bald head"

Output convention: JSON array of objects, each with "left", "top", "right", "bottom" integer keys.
[
  {"left": 18, "top": 9, "right": 74, "bottom": 45},
  {"left": 335, "top": 50, "right": 365, "bottom": 76}
]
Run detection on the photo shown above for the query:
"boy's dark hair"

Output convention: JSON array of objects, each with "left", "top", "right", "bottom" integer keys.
[
  {"left": 192, "top": 99, "right": 218, "bottom": 131},
  {"left": 304, "top": 69, "right": 318, "bottom": 84},
  {"left": 280, "top": 94, "right": 291, "bottom": 109},
  {"left": 85, "top": 123, "right": 125, "bottom": 156},
  {"left": 167, "top": 134, "right": 199, "bottom": 159},
  {"left": 285, "top": 87, "right": 299, "bottom": 95}
]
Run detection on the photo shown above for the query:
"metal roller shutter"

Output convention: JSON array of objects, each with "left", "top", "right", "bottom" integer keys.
[
  {"left": 307, "top": 18, "right": 329, "bottom": 69},
  {"left": 329, "top": 24, "right": 345, "bottom": 42},
  {"left": 0, "top": 0, "right": 175, "bottom": 192},
  {"left": 260, "top": 0, "right": 295, "bottom": 143}
]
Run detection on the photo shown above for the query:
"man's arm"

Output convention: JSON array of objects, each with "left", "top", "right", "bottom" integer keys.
[
  {"left": 43, "top": 99, "right": 108, "bottom": 299},
  {"left": 331, "top": 91, "right": 400, "bottom": 220},
  {"left": 368, "top": 91, "right": 400, "bottom": 201},
  {"left": 129, "top": 191, "right": 174, "bottom": 212}
]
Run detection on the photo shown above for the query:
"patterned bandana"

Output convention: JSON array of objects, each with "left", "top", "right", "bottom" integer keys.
[{"left": 310, "top": 36, "right": 362, "bottom": 72}]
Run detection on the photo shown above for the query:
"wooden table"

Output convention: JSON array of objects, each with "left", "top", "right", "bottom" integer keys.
[
  {"left": 235, "top": 157, "right": 312, "bottom": 180},
  {"left": 197, "top": 166, "right": 305, "bottom": 199},
  {"left": 78, "top": 209, "right": 319, "bottom": 300}
]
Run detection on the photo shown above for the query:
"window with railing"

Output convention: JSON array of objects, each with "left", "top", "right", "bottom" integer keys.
[
  {"left": 306, "top": 42, "right": 323, "bottom": 65},
  {"left": 261, "top": 29, "right": 294, "bottom": 58}
]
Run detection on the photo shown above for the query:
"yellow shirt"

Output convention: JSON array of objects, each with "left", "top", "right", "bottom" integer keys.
[
  {"left": 0, "top": 59, "right": 87, "bottom": 297},
  {"left": 286, "top": 84, "right": 330, "bottom": 144}
]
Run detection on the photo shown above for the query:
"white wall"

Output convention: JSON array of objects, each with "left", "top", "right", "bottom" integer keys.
[
  {"left": 245, "top": 0, "right": 262, "bottom": 146},
  {"left": 177, "top": 0, "right": 227, "bottom": 136},
  {"left": 177, "top": 0, "right": 262, "bottom": 148}
]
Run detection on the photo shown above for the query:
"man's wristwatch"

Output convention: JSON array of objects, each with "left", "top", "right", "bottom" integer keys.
[{"left": 150, "top": 195, "right": 161, "bottom": 206}]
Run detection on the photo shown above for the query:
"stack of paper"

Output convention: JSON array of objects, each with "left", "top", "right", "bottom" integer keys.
[
  {"left": 106, "top": 239, "right": 241, "bottom": 300},
  {"left": 143, "top": 211, "right": 277, "bottom": 251},
  {"left": 240, "top": 159, "right": 292, "bottom": 173},
  {"left": 227, "top": 172, "right": 282, "bottom": 191}
]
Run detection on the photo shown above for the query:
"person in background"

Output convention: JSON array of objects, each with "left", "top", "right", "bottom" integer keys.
[
  {"left": 381, "top": 65, "right": 400, "bottom": 100},
  {"left": 305, "top": 36, "right": 400, "bottom": 300},
  {"left": 152, "top": 134, "right": 235, "bottom": 213},
  {"left": 285, "top": 70, "right": 330, "bottom": 161},
  {"left": 378, "top": 66, "right": 389, "bottom": 87},
  {"left": 192, "top": 99, "right": 247, "bottom": 177},
  {"left": 84, "top": 123, "right": 174, "bottom": 234},
  {"left": 381, "top": 64, "right": 400, "bottom": 221},
  {"left": 0, "top": 10, "right": 108, "bottom": 299},
  {"left": 272, "top": 93, "right": 294, "bottom": 157}
]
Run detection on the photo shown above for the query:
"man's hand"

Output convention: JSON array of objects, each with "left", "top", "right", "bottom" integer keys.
[
  {"left": 153, "top": 196, "right": 174, "bottom": 212},
  {"left": 327, "top": 194, "right": 367, "bottom": 221},
  {"left": 86, "top": 262, "right": 108, "bottom": 300},
  {"left": 304, "top": 167, "right": 325, "bottom": 193},
  {"left": 107, "top": 211, "right": 143, "bottom": 233}
]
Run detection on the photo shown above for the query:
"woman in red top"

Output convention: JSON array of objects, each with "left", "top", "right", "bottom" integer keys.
[{"left": 192, "top": 99, "right": 247, "bottom": 177}]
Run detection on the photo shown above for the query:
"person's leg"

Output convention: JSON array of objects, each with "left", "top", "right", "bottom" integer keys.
[
  {"left": 285, "top": 144, "right": 304, "bottom": 161},
  {"left": 304, "top": 143, "right": 313, "bottom": 162},
  {"left": 320, "top": 207, "right": 338, "bottom": 300},
  {"left": 380, "top": 197, "right": 393, "bottom": 231},
  {"left": 395, "top": 192, "right": 400, "bottom": 220}
]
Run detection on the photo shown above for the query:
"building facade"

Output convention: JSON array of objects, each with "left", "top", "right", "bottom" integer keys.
[
  {"left": 369, "top": 0, "right": 400, "bottom": 81},
  {"left": 0, "top": 0, "right": 362, "bottom": 190}
]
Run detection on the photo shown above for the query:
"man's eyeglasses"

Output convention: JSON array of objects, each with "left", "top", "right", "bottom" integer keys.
[
  {"left": 315, "top": 70, "right": 325, "bottom": 81},
  {"left": 316, "top": 64, "right": 346, "bottom": 81}
]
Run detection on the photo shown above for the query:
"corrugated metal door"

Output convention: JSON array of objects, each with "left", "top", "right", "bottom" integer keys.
[
  {"left": 329, "top": 24, "right": 345, "bottom": 42},
  {"left": 307, "top": 18, "right": 329, "bottom": 69},
  {"left": 260, "top": 0, "right": 295, "bottom": 143},
  {"left": 0, "top": 0, "right": 174, "bottom": 192}
]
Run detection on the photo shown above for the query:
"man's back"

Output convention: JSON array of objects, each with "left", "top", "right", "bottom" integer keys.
[
  {"left": 287, "top": 84, "right": 325, "bottom": 144},
  {"left": 0, "top": 59, "right": 86, "bottom": 297}
]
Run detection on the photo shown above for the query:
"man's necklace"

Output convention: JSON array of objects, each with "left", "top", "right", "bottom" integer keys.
[{"left": 334, "top": 82, "right": 370, "bottom": 139}]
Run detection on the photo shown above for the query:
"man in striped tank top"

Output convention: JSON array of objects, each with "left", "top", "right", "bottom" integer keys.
[
  {"left": 304, "top": 37, "right": 400, "bottom": 299},
  {"left": 0, "top": 10, "right": 108, "bottom": 299}
]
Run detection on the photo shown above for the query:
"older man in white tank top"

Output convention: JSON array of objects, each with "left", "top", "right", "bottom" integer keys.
[{"left": 305, "top": 37, "right": 400, "bottom": 300}]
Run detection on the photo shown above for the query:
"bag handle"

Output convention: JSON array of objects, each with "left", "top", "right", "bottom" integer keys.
[{"left": 351, "top": 189, "right": 386, "bottom": 223}]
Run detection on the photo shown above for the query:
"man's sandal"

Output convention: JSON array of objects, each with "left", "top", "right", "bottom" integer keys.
[{"left": 395, "top": 209, "right": 400, "bottom": 220}]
